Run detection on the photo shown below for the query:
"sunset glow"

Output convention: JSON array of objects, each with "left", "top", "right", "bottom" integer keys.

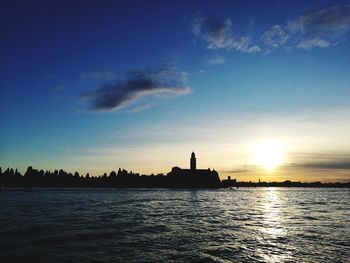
[
  {"left": 254, "top": 140, "right": 284, "bottom": 170},
  {"left": 0, "top": 0, "right": 350, "bottom": 183},
  {"left": 1, "top": 2, "right": 350, "bottom": 263}
]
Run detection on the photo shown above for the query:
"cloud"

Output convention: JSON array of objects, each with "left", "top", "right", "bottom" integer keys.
[
  {"left": 288, "top": 5, "right": 350, "bottom": 49},
  {"left": 206, "top": 56, "right": 225, "bottom": 65},
  {"left": 193, "top": 5, "right": 350, "bottom": 54},
  {"left": 191, "top": 14, "right": 261, "bottom": 53},
  {"left": 296, "top": 38, "right": 331, "bottom": 49},
  {"left": 129, "top": 103, "right": 151, "bottom": 113},
  {"left": 263, "top": 5, "right": 350, "bottom": 50},
  {"left": 55, "top": 85, "right": 66, "bottom": 91},
  {"left": 224, "top": 169, "right": 249, "bottom": 174},
  {"left": 293, "top": 152, "right": 350, "bottom": 170},
  {"left": 81, "top": 71, "right": 120, "bottom": 81},
  {"left": 198, "top": 69, "right": 206, "bottom": 75},
  {"left": 298, "top": 162, "right": 350, "bottom": 170},
  {"left": 261, "top": 25, "right": 290, "bottom": 48},
  {"left": 81, "top": 67, "right": 191, "bottom": 112}
]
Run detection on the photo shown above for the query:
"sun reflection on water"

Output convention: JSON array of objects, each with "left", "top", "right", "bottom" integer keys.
[
  {"left": 263, "top": 188, "right": 284, "bottom": 236},
  {"left": 258, "top": 188, "right": 293, "bottom": 262}
]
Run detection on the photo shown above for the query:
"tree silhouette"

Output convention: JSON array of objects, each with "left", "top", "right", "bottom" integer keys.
[{"left": 0, "top": 165, "right": 349, "bottom": 188}]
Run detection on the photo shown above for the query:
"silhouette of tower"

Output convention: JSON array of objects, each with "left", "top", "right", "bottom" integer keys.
[{"left": 190, "top": 152, "right": 196, "bottom": 170}]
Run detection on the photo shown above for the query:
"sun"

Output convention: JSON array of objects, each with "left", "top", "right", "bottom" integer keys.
[{"left": 254, "top": 139, "right": 283, "bottom": 170}]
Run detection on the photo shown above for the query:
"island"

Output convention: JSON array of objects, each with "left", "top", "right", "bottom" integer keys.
[{"left": 1, "top": 152, "right": 349, "bottom": 188}]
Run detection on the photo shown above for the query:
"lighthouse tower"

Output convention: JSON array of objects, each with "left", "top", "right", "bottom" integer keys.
[{"left": 190, "top": 152, "right": 196, "bottom": 171}]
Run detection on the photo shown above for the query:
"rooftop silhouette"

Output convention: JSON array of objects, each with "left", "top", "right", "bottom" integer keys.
[{"left": 0, "top": 153, "right": 349, "bottom": 188}]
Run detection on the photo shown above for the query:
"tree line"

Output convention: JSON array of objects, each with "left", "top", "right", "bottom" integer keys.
[{"left": 0, "top": 166, "right": 168, "bottom": 188}]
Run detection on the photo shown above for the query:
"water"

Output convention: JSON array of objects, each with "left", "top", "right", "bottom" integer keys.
[{"left": 0, "top": 188, "right": 349, "bottom": 262}]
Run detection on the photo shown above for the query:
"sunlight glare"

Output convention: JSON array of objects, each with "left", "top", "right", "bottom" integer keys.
[{"left": 254, "top": 139, "right": 283, "bottom": 170}]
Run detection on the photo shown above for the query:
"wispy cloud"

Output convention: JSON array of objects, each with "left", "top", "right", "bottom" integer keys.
[
  {"left": 261, "top": 25, "right": 290, "bottom": 48},
  {"left": 298, "top": 162, "right": 350, "bottom": 170},
  {"left": 81, "top": 67, "right": 191, "bottom": 112},
  {"left": 194, "top": 5, "right": 350, "bottom": 54},
  {"left": 224, "top": 169, "right": 249, "bottom": 174},
  {"left": 129, "top": 103, "right": 151, "bottom": 113},
  {"left": 297, "top": 159, "right": 350, "bottom": 170},
  {"left": 206, "top": 56, "right": 225, "bottom": 65},
  {"left": 291, "top": 152, "right": 350, "bottom": 170},
  {"left": 81, "top": 71, "right": 120, "bottom": 81},
  {"left": 191, "top": 14, "right": 261, "bottom": 53},
  {"left": 263, "top": 5, "right": 350, "bottom": 50},
  {"left": 55, "top": 85, "right": 66, "bottom": 91}
]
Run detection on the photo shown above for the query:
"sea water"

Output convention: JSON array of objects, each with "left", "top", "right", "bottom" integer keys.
[{"left": 0, "top": 188, "right": 349, "bottom": 262}]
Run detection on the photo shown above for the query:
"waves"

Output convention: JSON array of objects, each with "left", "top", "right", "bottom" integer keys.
[{"left": 0, "top": 188, "right": 349, "bottom": 262}]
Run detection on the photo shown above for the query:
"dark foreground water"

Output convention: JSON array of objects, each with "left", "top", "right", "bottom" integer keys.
[{"left": 0, "top": 188, "right": 349, "bottom": 263}]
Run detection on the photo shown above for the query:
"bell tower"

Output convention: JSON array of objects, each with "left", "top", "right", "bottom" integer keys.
[{"left": 190, "top": 152, "right": 196, "bottom": 171}]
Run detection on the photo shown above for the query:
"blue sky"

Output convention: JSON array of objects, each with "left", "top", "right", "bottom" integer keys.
[{"left": 1, "top": 0, "right": 350, "bottom": 182}]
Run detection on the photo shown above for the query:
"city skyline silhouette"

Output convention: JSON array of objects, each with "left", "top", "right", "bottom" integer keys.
[{"left": 1, "top": 152, "right": 349, "bottom": 188}]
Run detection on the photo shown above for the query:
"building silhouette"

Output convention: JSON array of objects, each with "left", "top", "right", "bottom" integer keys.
[
  {"left": 167, "top": 152, "right": 221, "bottom": 187},
  {"left": 0, "top": 152, "right": 240, "bottom": 188},
  {"left": 190, "top": 152, "right": 196, "bottom": 170},
  {"left": 1, "top": 153, "right": 349, "bottom": 188}
]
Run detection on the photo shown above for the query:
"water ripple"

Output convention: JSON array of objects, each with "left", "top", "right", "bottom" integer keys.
[{"left": 0, "top": 188, "right": 349, "bottom": 262}]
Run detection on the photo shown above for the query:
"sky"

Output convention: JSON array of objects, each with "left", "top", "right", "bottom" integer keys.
[{"left": 1, "top": 0, "right": 350, "bottom": 182}]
